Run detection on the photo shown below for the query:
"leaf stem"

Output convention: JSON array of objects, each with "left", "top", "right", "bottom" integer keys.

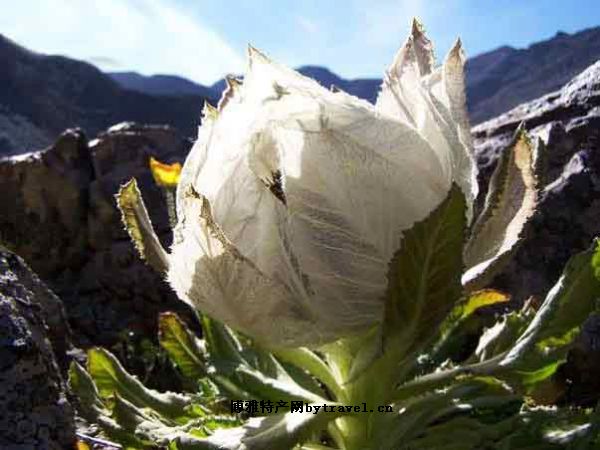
[{"left": 392, "top": 353, "right": 506, "bottom": 403}]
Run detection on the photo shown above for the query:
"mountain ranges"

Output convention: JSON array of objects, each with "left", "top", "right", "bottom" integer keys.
[{"left": 1, "top": 26, "right": 600, "bottom": 157}]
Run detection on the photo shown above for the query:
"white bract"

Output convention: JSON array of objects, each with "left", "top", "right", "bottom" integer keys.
[{"left": 167, "top": 20, "right": 477, "bottom": 347}]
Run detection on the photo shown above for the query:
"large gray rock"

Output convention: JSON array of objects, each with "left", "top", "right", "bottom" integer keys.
[
  {"left": 0, "top": 247, "right": 75, "bottom": 450},
  {"left": 0, "top": 123, "right": 198, "bottom": 349},
  {"left": 473, "top": 60, "right": 600, "bottom": 406},
  {"left": 473, "top": 60, "right": 600, "bottom": 304}
]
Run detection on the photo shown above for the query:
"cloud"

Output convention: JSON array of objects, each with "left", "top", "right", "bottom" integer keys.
[
  {"left": 0, "top": 0, "right": 245, "bottom": 84},
  {"left": 297, "top": 16, "right": 319, "bottom": 35},
  {"left": 88, "top": 56, "right": 122, "bottom": 69}
]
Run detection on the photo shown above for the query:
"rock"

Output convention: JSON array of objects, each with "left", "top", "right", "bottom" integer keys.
[
  {"left": 560, "top": 314, "right": 600, "bottom": 407},
  {"left": 0, "top": 129, "right": 92, "bottom": 277},
  {"left": 473, "top": 60, "right": 600, "bottom": 405},
  {"left": 473, "top": 60, "right": 600, "bottom": 303},
  {"left": 0, "top": 247, "right": 75, "bottom": 450},
  {"left": 0, "top": 123, "right": 199, "bottom": 350}
]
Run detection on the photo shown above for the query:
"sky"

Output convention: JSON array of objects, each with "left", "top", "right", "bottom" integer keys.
[{"left": 2, "top": 0, "right": 600, "bottom": 86}]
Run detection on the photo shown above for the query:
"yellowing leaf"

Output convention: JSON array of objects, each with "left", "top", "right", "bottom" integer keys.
[
  {"left": 149, "top": 156, "right": 182, "bottom": 187},
  {"left": 76, "top": 440, "right": 90, "bottom": 450},
  {"left": 461, "top": 289, "right": 510, "bottom": 319},
  {"left": 432, "top": 289, "right": 510, "bottom": 364},
  {"left": 116, "top": 178, "right": 169, "bottom": 273},
  {"left": 158, "top": 312, "right": 207, "bottom": 383}
]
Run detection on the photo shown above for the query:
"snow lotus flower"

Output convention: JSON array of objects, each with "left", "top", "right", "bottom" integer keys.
[
  {"left": 166, "top": 20, "right": 478, "bottom": 347},
  {"left": 84, "top": 20, "right": 598, "bottom": 450}
]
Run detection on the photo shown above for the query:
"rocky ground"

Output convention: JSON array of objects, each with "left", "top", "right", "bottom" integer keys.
[
  {"left": 0, "top": 123, "right": 200, "bottom": 351},
  {"left": 0, "top": 59, "right": 599, "bottom": 447},
  {"left": 0, "top": 247, "right": 75, "bottom": 449}
]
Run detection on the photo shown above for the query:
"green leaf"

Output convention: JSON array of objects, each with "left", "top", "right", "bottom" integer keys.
[
  {"left": 430, "top": 289, "right": 511, "bottom": 365},
  {"left": 227, "top": 365, "right": 324, "bottom": 404},
  {"left": 185, "top": 405, "right": 347, "bottom": 450},
  {"left": 110, "top": 394, "right": 226, "bottom": 447},
  {"left": 159, "top": 312, "right": 207, "bottom": 384},
  {"left": 87, "top": 347, "right": 193, "bottom": 421},
  {"left": 500, "top": 240, "right": 600, "bottom": 377},
  {"left": 116, "top": 178, "right": 169, "bottom": 272},
  {"left": 273, "top": 348, "right": 341, "bottom": 400},
  {"left": 495, "top": 405, "right": 596, "bottom": 449},
  {"left": 345, "top": 326, "right": 385, "bottom": 384},
  {"left": 519, "top": 360, "right": 565, "bottom": 388},
  {"left": 472, "top": 303, "right": 536, "bottom": 363},
  {"left": 70, "top": 357, "right": 242, "bottom": 450},
  {"left": 392, "top": 404, "right": 596, "bottom": 450},
  {"left": 278, "top": 361, "right": 328, "bottom": 399},
  {"left": 391, "top": 352, "right": 507, "bottom": 404},
  {"left": 463, "top": 127, "right": 538, "bottom": 291},
  {"left": 377, "top": 376, "right": 518, "bottom": 448},
  {"left": 201, "top": 316, "right": 327, "bottom": 404},
  {"left": 454, "top": 289, "right": 511, "bottom": 322},
  {"left": 201, "top": 316, "right": 246, "bottom": 366},
  {"left": 394, "top": 416, "right": 503, "bottom": 450},
  {"left": 69, "top": 360, "right": 106, "bottom": 412},
  {"left": 383, "top": 183, "right": 466, "bottom": 356},
  {"left": 68, "top": 361, "right": 146, "bottom": 449}
]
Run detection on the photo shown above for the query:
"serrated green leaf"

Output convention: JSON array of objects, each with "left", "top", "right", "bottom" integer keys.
[
  {"left": 111, "top": 393, "right": 163, "bottom": 437},
  {"left": 201, "top": 316, "right": 246, "bottom": 366},
  {"left": 230, "top": 365, "right": 324, "bottom": 404},
  {"left": 201, "top": 315, "right": 328, "bottom": 405},
  {"left": 396, "top": 416, "right": 501, "bottom": 450},
  {"left": 69, "top": 361, "right": 106, "bottom": 412},
  {"left": 393, "top": 404, "right": 596, "bottom": 450},
  {"left": 159, "top": 312, "right": 207, "bottom": 384},
  {"left": 71, "top": 351, "right": 243, "bottom": 450},
  {"left": 274, "top": 348, "right": 341, "bottom": 400},
  {"left": 430, "top": 289, "right": 511, "bottom": 365},
  {"left": 484, "top": 239, "right": 600, "bottom": 402},
  {"left": 189, "top": 405, "right": 347, "bottom": 450},
  {"left": 458, "top": 289, "right": 511, "bottom": 320},
  {"left": 278, "top": 361, "right": 328, "bottom": 399},
  {"left": 68, "top": 361, "right": 146, "bottom": 449},
  {"left": 377, "top": 376, "right": 518, "bottom": 448},
  {"left": 383, "top": 183, "right": 466, "bottom": 356},
  {"left": 463, "top": 127, "right": 538, "bottom": 291},
  {"left": 391, "top": 350, "right": 508, "bottom": 404},
  {"left": 87, "top": 347, "right": 193, "bottom": 421},
  {"left": 238, "top": 338, "right": 290, "bottom": 381},
  {"left": 473, "top": 305, "right": 536, "bottom": 363},
  {"left": 345, "top": 325, "right": 384, "bottom": 384},
  {"left": 501, "top": 240, "right": 600, "bottom": 374},
  {"left": 116, "top": 178, "right": 169, "bottom": 272},
  {"left": 495, "top": 405, "right": 596, "bottom": 449},
  {"left": 110, "top": 394, "right": 216, "bottom": 447}
]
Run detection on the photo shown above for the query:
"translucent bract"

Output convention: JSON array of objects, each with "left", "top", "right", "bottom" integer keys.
[{"left": 167, "top": 20, "right": 478, "bottom": 347}]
